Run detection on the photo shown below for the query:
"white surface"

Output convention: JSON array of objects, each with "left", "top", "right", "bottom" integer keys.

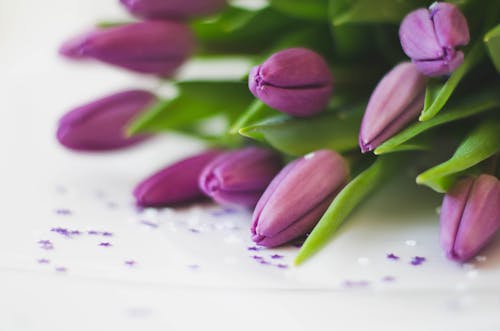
[{"left": 1, "top": 1, "right": 500, "bottom": 330}]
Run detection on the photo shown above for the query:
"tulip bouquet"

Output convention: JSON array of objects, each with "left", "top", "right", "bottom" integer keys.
[{"left": 56, "top": 0, "right": 500, "bottom": 265}]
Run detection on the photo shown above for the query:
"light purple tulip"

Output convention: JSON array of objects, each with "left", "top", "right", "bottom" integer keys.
[
  {"left": 440, "top": 174, "right": 500, "bottom": 262},
  {"left": 251, "top": 150, "right": 349, "bottom": 247},
  {"left": 248, "top": 48, "right": 333, "bottom": 117},
  {"left": 133, "top": 150, "right": 224, "bottom": 207},
  {"left": 399, "top": 2, "right": 470, "bottom": 77},
  {"left": 120, "top": 0, "right": 226, "bottom": 20},
  {"left": 56, "top": 90, "right": 155, "bottom": 151},
  {"left": 199, "top": 147, "right": 282, "bottom": 208},
  {"left": 359, "top": 62, "right": 427, "bottom": 153},
  {"left": 59, "top": 21, "right": 194, "bottom": 77}
]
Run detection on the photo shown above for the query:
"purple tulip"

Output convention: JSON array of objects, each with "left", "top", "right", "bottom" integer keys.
[
  {"left": 120, "top": 0, "right": 226, "bottom": 20},
  {"left": 133, "top": 150, "right": 223, "bottom": 207},
  {"left": 399, "top": 2, "right": 470, "bottom": 77},
  {"left": 359, "top": 62, "right": 427, "bottom": 153},
  {"left": 440, "top": 174, "right": 500, "bottom": 262},
  {"left": 59, "top": 21, "right": 194, "bottom": 76},
  {"left": 56, "top": 90, "right": 155, "bottom": 151},
  {"left": 251, "top": 150, "right": 349, "bottom": 248},
  {"left": 199, "top": 147, "right": 283, "bottom": 208},
  {"left": 248, "top": 48, "right": 333, "bottom": 117}
]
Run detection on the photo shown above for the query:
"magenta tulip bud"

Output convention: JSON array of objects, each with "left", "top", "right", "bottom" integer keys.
[
  {"left": 133, "top": 150, "right": 224, "bottom": 207},
  {"left": 120, "top": 0, "right": 226, "bottom": 20},
  {"left": 359, "top": 62, "right": 427, "bottom": 153},
  {"left": 59, "top": 21, "right": 194, "bottom": 77},
  {"left": 399, "top": 2, "right": 470, "bottom": 77},
  {"left": 199, "top": 147, "right": 283, "bottom": 208},
  {"left": 440, "top": 174, "right": 500, "bottom": 262},
  {"left": 251, "top": 150, "right": 349, "bottom": 247},
  {"left": 56, "top": 90, "right": 155, "bottom": 151},
  {"left": 248, "top": 48, "right": 333, "bottom": 117}
]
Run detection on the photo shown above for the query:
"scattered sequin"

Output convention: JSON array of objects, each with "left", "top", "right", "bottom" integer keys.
[
  {"left": 343, "top": 280, "right": 370, "bottom": 288},
  {"left": 276, "top": 264, "right": 288, "bottom": 269},
  {"left": 55, "top": 267, "right": 67, "bottom": 273},
  {"left": 54, "top": 209, "right": 72, "bottom": 216},
  {"left": 189, "top": 228, "right": 200, "bottom": 233},
  {"left": 140, "top": 220, "right": 159, "bottom": 228},
  {"left": 252, "top": 255, "right": 263, "bottom": 260},
  {"left": 247, "top": 246, "right": 261, "bottom": 251},
  {"left": 124, "top": 260, "right": 136, "bottom": 267},
  {"left": 382, "top": 276, "right": 396, "bottom": 282},
  {"left": 386, "top": 253, "right": 400, "bottom": 261},
  {"left": 99, "top": 242, "right": 112, "bottom": 247},
  {"left": 38, "top": 240, "right": 54, "bottom": 250},
  {"left": 270, "top": 254, "right": 284, "bottom": 260},
  {"left": 259, "top": 260, "right": 271, "bottom": 265},
  {"left": 410, "top": 256, "right": 426, "bottom": 266},
  {"left": 37, "top": 258, "right": 50, "bottom": 264}
]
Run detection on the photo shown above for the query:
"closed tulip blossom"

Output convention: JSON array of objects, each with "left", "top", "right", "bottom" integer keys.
[
  {"left": 59, "top": 21, "right": 194, "bottom": 76},
  {"left": 120, "top": 0, "right": 226, "bottom": 20},
  {"left": 57, "top": 90, "right": 155, "bottom": 151},
  {"left": 359, "top": 62, "right": 427, "bottom": 153},
  {"left": 133, "top": 150, "right": 223, "bottom": 207},
  {"left": 440, "top": 174, "right": 500, "bottom": 262},
  {"left": 251, "top": 150, "right": 349, "bottom": 247},
  {"left": 248, "top": 48, "right": 333, "bottom": 117},
  {"left": 399, "top": 2, "right": 470, "bottom": 77},
  {"left": 199, "top": 147, "right": 282, "bottom": 208}
]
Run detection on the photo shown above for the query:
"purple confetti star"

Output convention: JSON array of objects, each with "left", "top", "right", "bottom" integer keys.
[
  {"left": 140, "top": 220, "right": 158, "bottom": 228},
  {"left": 343, "top": 280, "right": 370, "bottom": 288},
  {"left": 386, "top": 253, "right": 400, "bottom": 261},
  {"left": 87, "top": 230, "right": 99, "bottom": 235},
  {"left": 410, "top": 256, "right": 426, "bottom": 266},
  {"left": 252, "top": 255, "right": 263, "bottom": 260},
  {"left": 124, "top": 260, "right": 136, "bottom": 267},
  {"left": 188, "top": 228, "right": 200, "bottom": 233},
  {"left": 55, "top": 267, "right": 67, "bottom": 273},
  {"left": 382, "top": 276, "right": 396, "bottom": 282},
  {"left": 270, "top": 254, "right": 284, "bottom": 260},
  {"left": 99, "top": 242, "right": 112, "bottom": 247},
  {"left": 38, "top": 240, "right": 54, "bottom": 250},
  {"left": 276, "top": 263, "right": 288, "bottom": 269},
  {"left": 54, "top": 208, "right": 72, "bottom": 215},
  {"left": 259, "top": 260, "right": 271, "bottom": 265},
  {"left": 37, "top": 258, "right": 50, "bottom": 264},
  {"left": 247, "top": 246, "right": 261, "bottom": 251},
  {"left": 101, "top": 231, "right": 113, "bottom": 237}
]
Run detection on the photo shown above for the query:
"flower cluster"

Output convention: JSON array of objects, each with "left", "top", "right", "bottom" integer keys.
[{"left": 57, "top": 1, "right": 500, "bottom": 264}]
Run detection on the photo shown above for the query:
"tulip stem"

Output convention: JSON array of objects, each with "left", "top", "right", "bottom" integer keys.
[{"left": 229, "top": 99, "right": 268, "bottom": 134}]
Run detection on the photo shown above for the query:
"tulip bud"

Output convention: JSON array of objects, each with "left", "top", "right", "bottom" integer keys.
[
  {"left": 440, "top": 174, "right": 500, "bottom": 262},
  {"left": 399, "top": 2, "right": 470, "bottom": 77},
  {"left": 199, "top": 147, "right": 282, "bottom": 208},
  {"left": 120, "top": 0, "right": 226, "bottom": 20},
  {"left": 56, "top": 90, "right": 155, "bottom": 151},
  {"left": 251, "top": 150, "right": 349, "bottom": 247},
  {"left": 133, "top": 150, "right": 223, "bottom": 207},
  {"left": 59, "top": 21, "right": 194, "bottom": 77},
  {"left": 248, "top": 48, "right": 333, "bottom": 117},
  {"left": 359, "top": 62, "right": 427, "bottom": 153}
]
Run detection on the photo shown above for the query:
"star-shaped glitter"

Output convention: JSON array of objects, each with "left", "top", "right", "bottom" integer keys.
[{"left": 386, "top": 253, "right": 400, "bottom": 261}]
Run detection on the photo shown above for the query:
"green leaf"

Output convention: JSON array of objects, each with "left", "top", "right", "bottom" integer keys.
[
  {"left": 329, "top": 0, "right": 422, "bottom": 26},
  {"left": 127, "top": 81, "right": 253, "bottom": 135},
  {"left": 269, "top": 0, "right": 329, "bottom": 21},
  {"left": 419, "top": 40, "right": 485, "bottom": 121},
  {"left": 485, "top": 24, "right": 500, "bottom": 73},
  {"left": 239, "top": 106, "right": 363, "bottom": 156},
  {"left": 229, "top": 100, "right": 276, "bottom": 135},
  {"left": 295, "top": 155, "right": 403, "bottom": 265},
  {"left": 192, "top": 6, "right": 299, "bottom": 54},
  {"left": 417, "top": 118, "right": 500, "bottom": 193},
  {"left": 375, "top": 88, "right": 500, "bottom": 154}
]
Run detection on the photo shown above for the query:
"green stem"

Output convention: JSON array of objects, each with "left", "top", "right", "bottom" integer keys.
[{"left": 229, "top": 99, "right": 267, "bottom": 134}]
